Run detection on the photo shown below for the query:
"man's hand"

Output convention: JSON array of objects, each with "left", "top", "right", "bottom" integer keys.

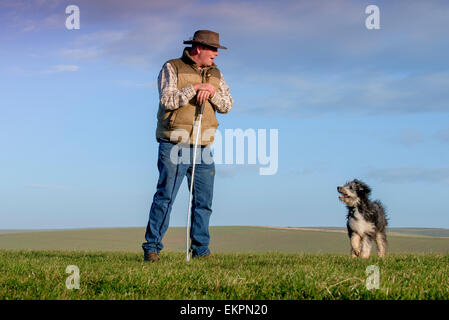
[
  {"left": 193, "top": 83, "right": 216, "bottom": 105},
  {"left": 194, "top": 83, "right": 215, "bottom": 97},
  {"left": 196, "top": 90, "right": 211, "bottom": 105}
]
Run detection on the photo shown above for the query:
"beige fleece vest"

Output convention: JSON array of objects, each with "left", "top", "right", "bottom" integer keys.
[{"left": 156, "top": 48, "right": 221, "bottom": 146}]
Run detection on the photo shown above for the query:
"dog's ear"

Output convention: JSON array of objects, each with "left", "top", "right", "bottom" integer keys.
[{"left": 354, "top": 179, "right": 371, "bottom": 197}]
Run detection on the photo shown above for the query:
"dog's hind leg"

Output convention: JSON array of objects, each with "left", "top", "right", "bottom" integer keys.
[
  {"left": 376, "top": 232, "right": 387, "bottom": 258},
  {"left": 360, "top": 237, "right": 373, "bottom": 258},
  {"left": 350, "top": 234, "right": 362, "bottom": 257}
]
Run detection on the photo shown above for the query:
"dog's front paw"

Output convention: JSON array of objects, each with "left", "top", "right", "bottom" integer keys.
[{"left": 351, "top": 249, "right": 360, "bottom": 257}]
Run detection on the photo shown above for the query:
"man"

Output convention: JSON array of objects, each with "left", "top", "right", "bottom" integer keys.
[{"left": 142, "top": 30, "right": 233, "bottom": 261}]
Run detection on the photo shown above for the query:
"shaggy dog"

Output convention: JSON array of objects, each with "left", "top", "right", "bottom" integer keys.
[{"left": 337, "top": 179, "right": 388, "bottom": 258}]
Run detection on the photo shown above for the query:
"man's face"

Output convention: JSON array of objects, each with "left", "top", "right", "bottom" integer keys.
[{"left": 195, "top": 45, "right": 219, "bottom": 67}]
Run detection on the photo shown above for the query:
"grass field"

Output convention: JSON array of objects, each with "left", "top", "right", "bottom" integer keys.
[
  {"left": 1, "top": 227, "right": 449, "bottom": 300},
  {"left": 1, "top": 250, "right": 448, "bottom": 299}
]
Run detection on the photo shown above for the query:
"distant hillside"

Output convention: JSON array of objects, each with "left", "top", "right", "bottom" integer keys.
[
  {"left": 1, "top": 226, "right": 449, "bottom": 254},
  {"left": 387, "top": 228, "right": 449, "bottom": 238},
  {"left": 278, "top": 227, "right": 449, "bottom": 238}
]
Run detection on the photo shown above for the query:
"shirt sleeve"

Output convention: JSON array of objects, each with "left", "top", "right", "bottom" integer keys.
[
  {"left": 210, "top": 71, "right": 234, "bottom": 114},
  {"left": 158, "top": 62, "right": 196, "bottom": 111}
]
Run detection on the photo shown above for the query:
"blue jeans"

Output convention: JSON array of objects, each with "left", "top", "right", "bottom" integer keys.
[{"left": 142, "top": 140, "right": 215, "bottom": 257}]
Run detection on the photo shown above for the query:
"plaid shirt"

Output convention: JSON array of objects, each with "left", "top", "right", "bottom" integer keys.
[{"left": 158, "top": 62, "right": 233, "bottom": 113}]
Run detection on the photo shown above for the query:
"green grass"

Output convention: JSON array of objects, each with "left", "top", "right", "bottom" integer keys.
[{"left": 1, "top": 250, "right": 448, "bottom": 300}]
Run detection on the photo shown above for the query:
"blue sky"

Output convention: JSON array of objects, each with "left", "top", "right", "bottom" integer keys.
[{"left": 1, "top": 0, "right": 449, "bottom": 229}]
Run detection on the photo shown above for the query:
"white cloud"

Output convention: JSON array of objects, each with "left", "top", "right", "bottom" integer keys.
[
  {"left": 59, "top": 48, "right": 102, "bottom": 60},
  {"left": 25, "top": 184, "right": 73, "bottom": 191},
  {"left": 435, "top": 127, "right": 449, "bottom": 144},
  {"left": 71, "top": 31, "right": 126, "bottom": 47},
  {"left": 396, "top": 128, "right": 425, "bottom": 148},
  {"left": 367, "top": 167, "right": 449, "bottom": 184},
  {"left": 5, "top": 0, "right": 449, "bottom": 117},
  {"left": 235, "top": 70, "right": 449, "bottom": 117},
  {"left": 117, "top": 80, "right": 156, "bottom": 89},
  {"left": 42, "top": 64, "right": 79, "bottom": 74}
]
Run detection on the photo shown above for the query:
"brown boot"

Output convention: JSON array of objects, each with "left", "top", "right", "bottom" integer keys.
[{"left": 144, "top": 252, "right": 160, "bottom": 262}]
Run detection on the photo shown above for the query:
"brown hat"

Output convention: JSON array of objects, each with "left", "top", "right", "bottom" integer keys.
[{"left": 183, "top": 30, "right": 227, "bottom": 50}]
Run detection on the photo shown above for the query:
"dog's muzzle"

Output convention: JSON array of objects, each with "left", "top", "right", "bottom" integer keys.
[{"left": 337, "top": 186, "right": 348, "bottom": 200}]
